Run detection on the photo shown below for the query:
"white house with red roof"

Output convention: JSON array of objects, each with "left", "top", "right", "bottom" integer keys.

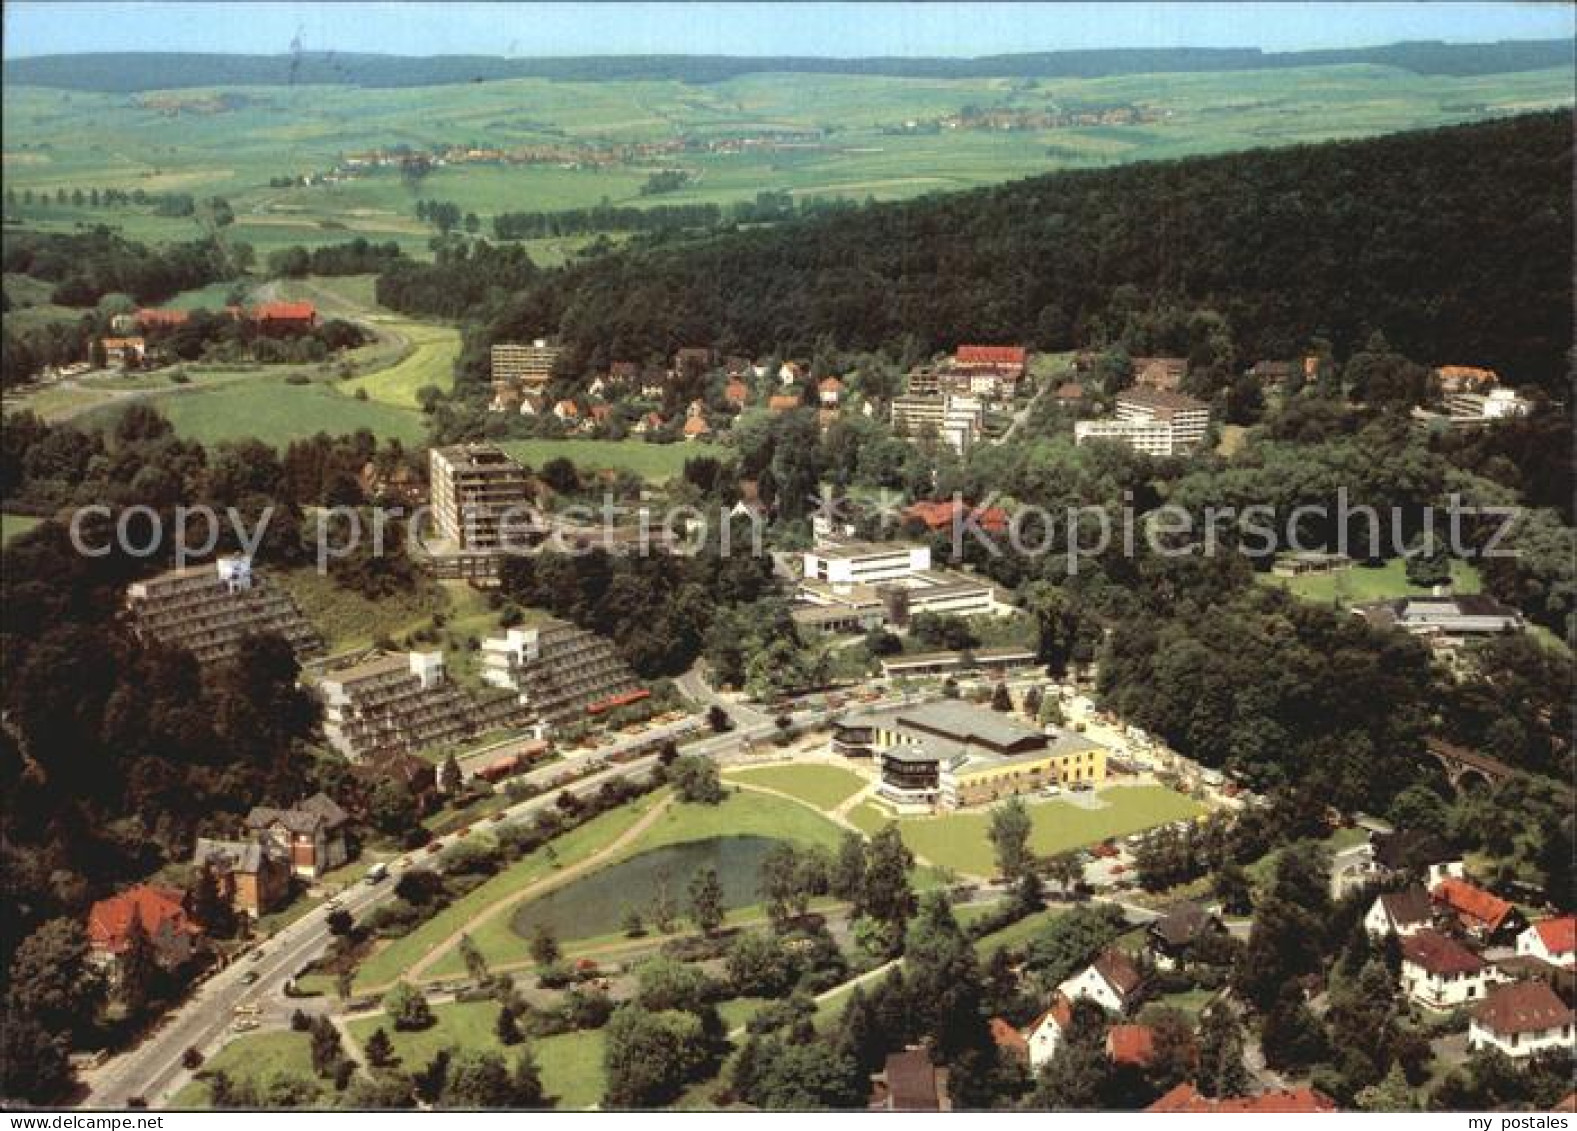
[
  {"left": 818, "top": 376, "right": 845, "bottom": 406},
  {"left": 1023, "top": 994, "right": 1073, "bottom": 1069},
  {"left": 1518, "top": 916, "right": 1576, "bottom": 970},
  {"left": 1432, "top": 876, "right": 1527, "bottom": 943}
]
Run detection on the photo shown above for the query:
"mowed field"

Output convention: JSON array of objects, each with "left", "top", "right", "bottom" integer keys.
[
  {"left": 848, "top": 784, "right": 1208, "bottom": 876},
  {"left": 499, "top": 439, "right": 722, "bottom": 482},
  {"left": 3, "top": 64, "right": 1569, "bottom": 254},
  {"left": 1258, "top": 557, "right": 1484, "bottom": 606},
  {"left": 724, "top": 763, "right": 869, "bottom": 810}
]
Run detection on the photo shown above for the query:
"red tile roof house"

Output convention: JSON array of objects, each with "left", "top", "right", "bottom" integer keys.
[
  {"left": 723, "top": 378, "right": 750, "bottom": 408},
  {"left": 1518, "top": 916, "right": 1577, "bottom": 970},
  {"left": 767, "top": 393, "right": 802, "bottom": 414},
  {"left": 1024, "top": 994, "right": 1074, "bottom": 1069},
  {"left": 244, "top": 792, "right": 350, "bottom": 880},
  {"left": 1147, "top": 1083, "right": 1338, "bottom": 1113},
  {"left": 818, "top": 376, "right": 845, "bottom": 406},
  {"left": 989, "top": 1017, "right": 1029, "bottom": 1063},
  {"left": 1432, "top": 876, "right": 1528, "bottom": 943},
  {"left": 1399, "top": 929, "right": 1491, "bottom": 1011},
  {"left": 87, "top": 885, "right": 202, "bottom": 973},
  {"left": 251, "top": 300, "right": 318, "bottom": 335},
  {"left": 682, "top": 414, "right": 712, "bottom": 440},
  {"left": 1469, "top": 981, "right": 1575, "bottom": 1060},
  {"left": 1106, "top": 1024, "right": 1157, "bottom": 1067},
  {"left": 903, "top": 499, "right": 1010, "bottom": 535},
  {"left": 135, "top": 307, "right": 191, "bottom": 331}
]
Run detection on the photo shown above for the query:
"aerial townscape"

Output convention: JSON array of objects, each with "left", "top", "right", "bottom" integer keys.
[{"left": 0, "top": 0, "right": 1573, "bottom": 1116}]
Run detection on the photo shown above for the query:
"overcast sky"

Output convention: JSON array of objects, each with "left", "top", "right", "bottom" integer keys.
[{"left": 4, "top": 2, "right": 1573, "bottom": 59}]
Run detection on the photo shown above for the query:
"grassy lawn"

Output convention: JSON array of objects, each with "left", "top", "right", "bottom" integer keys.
[
  {"left": 622, "top": 787, "right": 847, "bottom": 857},
  {"left": 1259, "top": 557, "right": 1483, "bottom": 607},
  {"left": 498, "top": 439, "right": 722, "bottom": 483},
  {"left": 850, "top": 786, "right": 1208, "bottom": 877},
  {"left": 170, "top": 1029, "right": 315, "bottom": 1108},
  {"left": 347, "top": 1000, "right": 605, "bottom": 1109},
  {"left": 273, "top": 565, "right": 446, "bottom": 654},
  {"left": 717, "top": 996, "right": 771, "bottom": 1032},
  {"left": 1, "top": 513, "right": 42, "bottom": 544},
  {"left": 100, "top": 373, "right": 429, "bottom": 447},
  {"left": 973, "top": 907, "right": 1066, "bottom": 958},
  {"left": 340, "top": 319, "right": 460, "bottom": 408},
  {"left": 359, "top": 792, "right": 670, "bottom": 990},
  {"left": 1143, "top": 986, "right": 1220, "bottom": 1020},
  {"left": 723, "top": 763, "right": 868, "bottom": 810}
]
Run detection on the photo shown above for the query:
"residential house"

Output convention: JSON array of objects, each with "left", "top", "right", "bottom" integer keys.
[
  {"left": 868, "top": 1048, "right": 950, "bottom": 1112},
  {"left": 553, "top": 399, "right": 580, "bottom": 423},
  {"left": 777, "top": 361, "right": 804, "bottom": 386},
  {"left": 723, "top": 378, "right": 749, "bottom": 408},
  {"left": 1371, "top": 829, "right": 1456, "bottom": 879},
  {"left": 1399, "top": 929, "right": 1491, "bottom": 1010},
  {"left": 1147, "top": 1084, "right": 1338, "bottom": 1113},
  {"left": 192, "top": 838, "right": 291, "bottom": 919},
  {"left": 639, "top": 373, "right": 668, "bottom": 399},
  {"left": 1364, "top": 887, "right": 1435, "bottom": 938},
  {"left": 903, "top": 499, "right": 1009, "bottom": 535},
  {"left": 135, "top": 307, "right": 191, "bottom": 331},
  {"left": 589, "top": 403, "right": 615, "bottom": 428},
  {"left": 244, "top": 793, "right": 351, "bottom": 880},
  {"left": 1132, "top": 356, "right": 1188, "bottom": 392},
  {"left": 1054, "top": 381, "right": 1086, "bottom": 405},
  {"left": 1518, "top": 917, "right": 1576, "bottom": 971},
  {"left": 673, "top": 346, "right": 713, "bottom": 376},
  {"left": 1023, "top": 996, "right": 1073, "bottom": 1070},
  {"left": 1106, "top": 1024, "right": 1157, "bottom": 1068},
  {"left": 1058, "top": 949, "right": 1144, "bottom": 1014},
  {"left": 1433, "top": 877, "right": 1527, "bottom": 944},
  {"left": 1469, "top": 981, "right": 1575, "bottom": 1060},
  {"left": 768, "top": 393, "right": 802, "bottom": 414},
  {"left": 818, "top": 376, "right": 845, "bottom": 406},
  {"left": 100, "top": 336, "right": 146, "bottom": 365},
  {"left": 1147, "top": 903, "right": 1226, "bottom": 970},
  {"left": 87, "top": 885, "right": 202, "bottom": 972},
  {"left": 518, "top": 393, "right": 545, "bottom": 417},
  {"left": 989, "top": 1017, "right": 1029, "bottom": 1064},
  {"left": 682, "top": 414, "right": 712, "bottom": 440},
  {"left": 252, "top": 300, "right": 317, "bottom": 335},
  {"left": 630, "top": 412, "right": 665, "bottom": 437}
]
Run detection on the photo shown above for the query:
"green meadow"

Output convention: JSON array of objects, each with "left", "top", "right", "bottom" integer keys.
[{"left": 4, "top": 65, "right": 1569, "bottom": 254}]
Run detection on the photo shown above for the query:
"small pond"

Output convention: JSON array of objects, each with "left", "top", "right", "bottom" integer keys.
[{"left": 510, "top": 835, "right": 787, "bottom": 941}]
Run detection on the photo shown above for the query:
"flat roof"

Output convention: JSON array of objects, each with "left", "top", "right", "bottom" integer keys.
[{"left": 807, "top": 540, "right": 923, "bottom": 560}]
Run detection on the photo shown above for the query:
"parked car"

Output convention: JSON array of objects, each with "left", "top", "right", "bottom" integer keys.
[{"left": 240, "top": 970, "right": 259, "bottom": 985}]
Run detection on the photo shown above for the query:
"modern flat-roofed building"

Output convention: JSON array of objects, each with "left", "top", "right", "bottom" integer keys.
[
  {"left": 315, "top": 650, "right": 529, "bottom": 762},
  {"left": 833, "top": 700, "right": 1105, "bottom": 810},
  {"left": 804, "top": 541, "right": 933, "bottom": 587},
  {"left": 490, "top": 339, "right": 562, "bottom": 401},
  {"left": 126, "top": 556, "right": 321, "bottom": 666},
  {"left": 1354, "top": 595, "right": 1525, "bottom": 642},
  {"left": 1075, "top": 388, "right": 1210, "bottom": 456},
  {"left": 797, "top": 540, "right": 1012, "bottom": 629},
  {"left": 429, "top": 443, "right": 540, "bottom": 553},
  {"left": 891, "top": 393, "right": 985, "bottom": 454},
  {"left": 481, "top": 617, "right": 643, "bottom": 737}
]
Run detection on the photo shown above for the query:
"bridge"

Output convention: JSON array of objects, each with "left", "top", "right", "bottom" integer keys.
[{"left": 1422, "top": 737, "right": 1517, "bottom": 791}]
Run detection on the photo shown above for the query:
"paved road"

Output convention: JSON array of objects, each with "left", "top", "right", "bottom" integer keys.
[{"left": 82, "top": 686, "right": 888, "bottom": 1109}]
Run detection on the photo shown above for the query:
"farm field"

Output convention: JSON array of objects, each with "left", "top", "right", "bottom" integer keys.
[
  {"left": 499, "top": 439, "right": 722, "bottom": 482},
  {"left": 3, "top": 64, "right": 1569, "bottom": 254},
  {"left": 724, "top": 762, "right": 869, "bottom": 810},
  {"left": 847, "top": 785, "right": 1208, "bottom": 876},
  {"left": 1259, "top": 557, "right": 1484, "bottom": 606},
  {"left": 346, "top": 1001, "right": 605, "bottom": 1110}
]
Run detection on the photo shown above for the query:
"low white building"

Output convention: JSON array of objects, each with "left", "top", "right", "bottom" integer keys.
[
  {"left": 1023, "top": 996, "right": 1072, "bottom": 1070},
  {"left": 803, "top": 540, "right": 932, "bottom": 587},
  {"left": 1056, "top": 949, "right": 1143, "bottom": 1016},
  {"left": 1399, "top": 930, "right": 1491, "bottom": 1011},
  {"left": 1468, "top": 982, "right": 1574, "bottom": 1059},
  {"left": 1516, "top": 917, "right": 1576, "bottom": 970}
]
